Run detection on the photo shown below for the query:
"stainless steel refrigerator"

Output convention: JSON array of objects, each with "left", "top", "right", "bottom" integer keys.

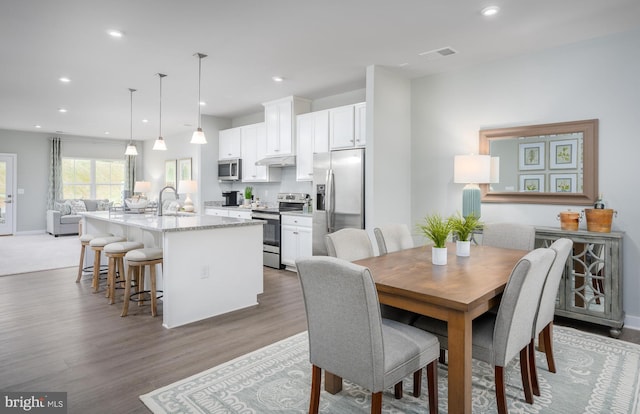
[{"left": 312, "top": 148, "right": 365, "bottom": 255}]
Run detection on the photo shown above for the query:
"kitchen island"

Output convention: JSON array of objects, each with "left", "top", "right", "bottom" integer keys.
[{"left": 81, "top": 211, "right": 264, "bottom": 328}]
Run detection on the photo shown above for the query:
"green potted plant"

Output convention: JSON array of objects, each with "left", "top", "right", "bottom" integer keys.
[
  {"left": 243, "top": 186, "right": 253, "bottom": 206},
  {"left": 417, "top": 213, "right": 452, "bottom": 265},
  {"left": 449, "top": 212, "right": 481, "bottom": 257}
]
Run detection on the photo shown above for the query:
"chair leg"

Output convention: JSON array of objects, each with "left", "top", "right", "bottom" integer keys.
[
  {"left": 495, "top": 366, "right": 508, "bottom": 414},
  {"left": 394, "top": 381, "right": 402, "bottom": 399},
  {"left": 542, "top": 323, "right": 556, "bottom": 373},
  {"left": 519, "top": 347, "right": 533, "bottom": 404},
  {"left": 413, "top": 369, "right": 422, "bottom": 397},
  {"left": 426, "top": 361, "right": 438, "bottom": 413},
  {"left": 92, "top": 249, "right": 101, "bottom": 292},
  {"left": 137, "top": 267, "right": 145, "bottom": 306},
  {"left": 121, "top": 265, "right": 134, "bottom": 317},
  {"left": 439, "top": 348, "right": 446, "bottom": 364},
  {"left": 309, "top": 365, "right": 321, "bottom": 414},
  {"left": 106, "top": 256, "right": 115, "bottom": 300},
  {"left": 76, "top": 243, "right": 86, "bottom": 282},
  {"left": 150, "top": 264, "right": 158, "bottom": 317},
  {"left": 529, "top": 340, "right": 540, "bottom": 396},
  {"left": 370, "top": 392, "right": 382, "bottom": 414}
]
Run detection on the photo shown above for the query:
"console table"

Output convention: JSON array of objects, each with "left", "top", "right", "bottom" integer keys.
[{"left": 534, "top": 227, "right": 624, "bottom": 337}]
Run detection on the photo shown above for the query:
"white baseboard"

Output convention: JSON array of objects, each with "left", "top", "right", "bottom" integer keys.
[
  {"left": 15, "top": 229, "right": 47, "bottom": 236},
  {"left": 624, "top": 314, "right": 640, "bottom": 331}
]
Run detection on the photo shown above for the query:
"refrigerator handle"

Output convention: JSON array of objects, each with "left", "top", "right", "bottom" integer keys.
[{"left": 326, "top": 169, "right": 334, "bottom": 232}]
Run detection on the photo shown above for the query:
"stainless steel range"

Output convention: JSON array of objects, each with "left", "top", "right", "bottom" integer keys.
[{"left": 251, "top": 193, "right": 308, "bottom": 269}]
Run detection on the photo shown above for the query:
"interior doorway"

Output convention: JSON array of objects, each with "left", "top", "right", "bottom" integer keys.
[{"left": 0, "top": 153, "right": 16, "bottom": 235}]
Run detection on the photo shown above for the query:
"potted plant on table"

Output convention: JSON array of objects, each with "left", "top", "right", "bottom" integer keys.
[
  {"left": 243, "top": 186, "right": 253, "bottom": 207},
  {"left": 450, "top": 212, "right": 481, "bottom": 257},
  {"left": 417, "top": 213, "right": 452, "bottom": 265}
]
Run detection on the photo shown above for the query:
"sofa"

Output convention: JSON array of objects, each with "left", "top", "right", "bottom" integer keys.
[{"left": 46, "top": 199, "right": 111, "bottom": 236}]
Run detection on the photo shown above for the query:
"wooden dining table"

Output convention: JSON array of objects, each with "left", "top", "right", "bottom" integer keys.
[{"left": 325, "top": 243, "right": 527, "bottom": 414}]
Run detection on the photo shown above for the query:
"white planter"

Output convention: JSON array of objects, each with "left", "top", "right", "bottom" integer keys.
[
  {"left": 456, "top": 240, "right": 471, "bottom": 257},
  {"left": 432, "top": 246, "right": 448, "bottom": 265}
]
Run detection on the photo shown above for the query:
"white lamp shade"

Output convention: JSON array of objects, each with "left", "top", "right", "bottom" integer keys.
[
  {"left": 178, "top": 180, "right": 197, "bottom": 194},
  {"left": 190, "top": 128, "right": 207, "bottom": 144},
  {"left": 124, "top": 143, "right": 138, "bottom": 156},
  {"left": 134, "top": 181, "right": 151, "bottom": 194},
  {"left": 490, "top": 157, "right": 500, "bottom": 183},
  {"left": 153, "top": 137, "right": 167, "bottom": 150},
  {"left": 454, "top": 155, "right": 491, "bottom": 184}
]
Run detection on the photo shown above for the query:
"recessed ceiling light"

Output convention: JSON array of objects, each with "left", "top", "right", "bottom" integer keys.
[
  {"left": 108, "top": 29, "right": 123, "bottom": 38},
  {"left": 397, "top": 63, "right": 409, "bottom": 67},
  {"left": 104, "top": 131, "right": 110, "bottom": 135},
  {"left": 272, "top": 76, "right": 284, "bottom": 82},
  {"left": 34, "top": 124, "right": 41, "bottom": 128},
  {"left": 199, "top": 101, "right": 206, "bottom": 106},
  {"left": 481, "top": 6, "right": 500, "bottom": 16},
  {"left": 142, "top": 119, "right": 149, "bottom": 123},
  {"left": 59, "top": 77, "right": 71, "bottom": 83},
  {"left": 58, "top": 108, "right": 67, "bottom": 113}
]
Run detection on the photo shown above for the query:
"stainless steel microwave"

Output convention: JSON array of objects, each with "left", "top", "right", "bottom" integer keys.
[{"left": 218, "top": 159, "right": 242, "bottom": 181}]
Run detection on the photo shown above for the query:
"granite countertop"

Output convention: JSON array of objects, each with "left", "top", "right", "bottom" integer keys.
[
  {"left": 205, "top": 205, "right": 254, "bottom": 212},
  {"left": 82, "top": 211, "right": 263, "bottom": 233}
]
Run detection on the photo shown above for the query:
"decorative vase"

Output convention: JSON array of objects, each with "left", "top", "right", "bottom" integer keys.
[
  {"left": 456, "top": 240, "right": 471, "bottom": 257},
  {"left": 432, "top": 246, "right": 448, "bottom": 265}
]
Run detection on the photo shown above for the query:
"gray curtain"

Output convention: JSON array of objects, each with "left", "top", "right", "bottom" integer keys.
[
  {"left": 124, "top": 155, "right": 136, "bottom": 203},
  {"left": 47, "top": 137, "right": 62, "bottom": 209}
]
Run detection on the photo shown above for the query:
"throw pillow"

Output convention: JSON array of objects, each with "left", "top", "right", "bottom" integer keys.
[
  {"left": 55, "top": 201, "right": 72, "bottom": 215},
  {"left": 96, "top": 200, "right": 113, "bottom": 211},
  {"left": 70, "top": 200, "right": 87, "bottom": 214}
]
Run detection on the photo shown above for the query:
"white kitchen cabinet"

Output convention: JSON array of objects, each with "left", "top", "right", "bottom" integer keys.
[
  {"left": 241, "top": 123, "right": 270, "bottom": 182},
  {"left": 228, "top": 209, "right": 252, "bottom": 219},
  {"left": 329, "top": 103, "right": 366, "bottom": 150},
  {"left": 296, "top": 110, "right": 329, "bottom": 181},
  {"left": 218, "top": 127, "right": 242, "bottom": 160},
  {"left": 205, "top": 208, "right": 229, "bottom": 217},
  {"left": 281, "top": 214, "right": 312, "bottom": 271},
  {"left": 263, "top": 96, "right": 311, "bottom": 157}
]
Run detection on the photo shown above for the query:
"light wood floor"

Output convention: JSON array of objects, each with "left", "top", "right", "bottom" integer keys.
[{"left": 0, "top": 266, "right": 638, "bottom": 414}]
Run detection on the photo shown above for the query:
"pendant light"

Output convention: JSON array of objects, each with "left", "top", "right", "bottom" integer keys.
[
  {"left": 124, "top": 88, "right": 138, "bottom": 156},
  {"left": 153, "top": 73, "right": 168, "bottom": 151},
  {"left": 190, "top": 52, "right": 208, "bottom": 144}
]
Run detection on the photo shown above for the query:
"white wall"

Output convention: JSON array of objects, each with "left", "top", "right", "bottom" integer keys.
[{"left": 411, "top": 28, "right": 640, "bottom": 327}]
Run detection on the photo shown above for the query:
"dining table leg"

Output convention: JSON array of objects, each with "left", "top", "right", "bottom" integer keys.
[{"left": 447, "top": 310, "right": 473, "bottom": 413}]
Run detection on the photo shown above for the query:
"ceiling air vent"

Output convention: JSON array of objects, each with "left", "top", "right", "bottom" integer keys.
[{"left": 419, "top": 47, "right": 458, "bottom": 61}]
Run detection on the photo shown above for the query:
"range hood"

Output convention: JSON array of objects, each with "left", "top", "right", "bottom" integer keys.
[{"left": 255, "top": 155, "right": 296, "bottom": 167}]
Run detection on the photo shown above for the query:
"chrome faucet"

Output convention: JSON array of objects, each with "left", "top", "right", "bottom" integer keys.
[{"left": 157, "top": 185, "right": 177, "bottom": 216}]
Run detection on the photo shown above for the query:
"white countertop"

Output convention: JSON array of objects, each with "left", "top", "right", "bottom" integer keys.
[{"left": 82, "top": 211, "right": 263, "bottom": 233}]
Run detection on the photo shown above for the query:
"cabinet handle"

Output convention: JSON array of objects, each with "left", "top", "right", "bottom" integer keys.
[
  {"left": 350, "top": 139, "right": 354, "bottom": 143},
  {"left": 294, "top": 231, "right": 298, "bottom": 235}
]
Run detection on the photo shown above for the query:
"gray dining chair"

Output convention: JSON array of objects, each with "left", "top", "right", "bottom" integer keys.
[
  {"left": 529, "top": 238, "right": 573, "bottom": 396},
  {"left": 325, "top": 228, "right": 374, "bottom": 261},
  {"left": 296, "top": 256, "right": 440, "bottom": 414},
  {"left": 326, "top": 227, "right": 415, "bottom": 324},
  {"left": 413, "top": 247, "right": 556, "bottom": 414},
  {"left": 373, "top": 224, "right": 414, "bottom": 256},
  {"left": 482, "top": 222, "right": 536, "bottom": 251}
]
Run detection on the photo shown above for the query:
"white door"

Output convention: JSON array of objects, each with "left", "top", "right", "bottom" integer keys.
[{"left": 0, "top": 154, "right": 16, "bottom": 235}]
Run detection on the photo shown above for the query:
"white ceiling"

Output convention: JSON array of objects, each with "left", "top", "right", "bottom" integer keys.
[{"left": 1, "top": 0, "right": 639, "bottom": 142}]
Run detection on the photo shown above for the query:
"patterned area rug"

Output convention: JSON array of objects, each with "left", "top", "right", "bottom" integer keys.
[
  {"left": 0, "top": 233, "right": 79, "bottom": 276},
  {"left": 140, "top": 326, "right": 640, "bottom": 413}
]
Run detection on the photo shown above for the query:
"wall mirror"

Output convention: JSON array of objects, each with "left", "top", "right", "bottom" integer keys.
[{"left": 480, "top": 119, "right": 598, "bottom": 205}]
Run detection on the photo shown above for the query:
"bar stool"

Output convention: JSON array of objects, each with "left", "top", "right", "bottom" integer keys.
[
  {"left": 103, "top": 241, "right": 145, "bottom": 304},
  {"left": 89, "top": 235, "right": 126, "bottom": 293},
  {"left": 76, "top": 233, "right": 113, "bottom": 283},
  {"left": 121, "top": 248, "right": 163, "bottom": 317}
]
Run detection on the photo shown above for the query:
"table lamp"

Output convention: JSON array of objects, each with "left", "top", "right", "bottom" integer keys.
[
  {"left": 454, "top": 155, "right": 491, "bottom": 218},
  {"left": 133, "top": 181, "right": 151, "bottom": 199},
  {"left": 178, "top": 180, "right": 197, "bottom": 212}
]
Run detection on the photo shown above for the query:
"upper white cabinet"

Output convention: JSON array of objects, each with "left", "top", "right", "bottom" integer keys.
[
  {"left": 218, "top": 127, "right": 241, "bottom": 160},
  {"left": 296, "top": 110, "right": 329, "bottom": 181},
  {"left": 241, "top": 123, "right": 281, "bottom": 182},
  {"left": 263, "top": 96, "right": 311, "bottom": 157},
  {"left": 329, "top": 103, "right": 366, "bottom": 150}
]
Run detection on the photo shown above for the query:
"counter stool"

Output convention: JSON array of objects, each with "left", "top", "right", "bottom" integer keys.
[
  {"left": 76, "top": 233, "right": 113, "bottom": 283},
  {"left": 121, "top": 248, "right": 163, "bottom": 317},
  {"left": 104, "top": 241, "right": 145, "bottom": 304},
  {"left": 89, "top": 235, "right": 127, "bottom": 293}
]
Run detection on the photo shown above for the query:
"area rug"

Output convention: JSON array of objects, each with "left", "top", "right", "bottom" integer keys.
[
  {"left": 0, "top": 233, "right": 79, "bottom": 276},
  {"left": 140, "top": 326, "right": 640, "bottom": 413}
]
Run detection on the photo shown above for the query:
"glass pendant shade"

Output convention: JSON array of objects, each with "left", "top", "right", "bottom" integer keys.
[
  {"left": 125, "top": 143, "right": 138, "bottom": 155},
  {"left": 153, "top": 73, "right": 168, "bottom": 151},
  {"left": 153, "top": 137, "right": 167, "bottom": 150},
  {"left": 191, "top": 53, "right": 208, "bottom": 144},
  {"left": 124, "top": 88, "right": 138, "bottom": 156}
]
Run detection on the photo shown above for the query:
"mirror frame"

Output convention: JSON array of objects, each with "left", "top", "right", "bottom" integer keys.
[{"left": 480, "top": 119, "right": 598, "bottom": 205}]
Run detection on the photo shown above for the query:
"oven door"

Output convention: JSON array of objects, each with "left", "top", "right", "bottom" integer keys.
[{"left": 251, "top": 212, "right": 282, "bottom": 269}]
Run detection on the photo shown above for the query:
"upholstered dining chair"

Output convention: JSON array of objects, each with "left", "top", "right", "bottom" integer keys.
[
  {"left": 326, "top": 227, "right": 415, "bottom": 324},
  {"left": 324, "top": 228, "right": 374, "bottom": 261},
  {"left": 413, "top": 247, "right": 556, "bottom": 414},
  {"left": 296, "top": 256, "right": 440, "bottom": 414},
  {"left": 373, "top": 224, "right": 414, "bottom": 256},
  {"left": 529, "top": 238, "right": 573, "bottom": 396},
  {"left": 482, "top": 222, "right": 536, "bottom": 251}
]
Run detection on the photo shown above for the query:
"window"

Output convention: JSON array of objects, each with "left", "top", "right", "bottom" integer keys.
[{"left": 62, "top": 158, "right": 125, "bottom": 202}]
